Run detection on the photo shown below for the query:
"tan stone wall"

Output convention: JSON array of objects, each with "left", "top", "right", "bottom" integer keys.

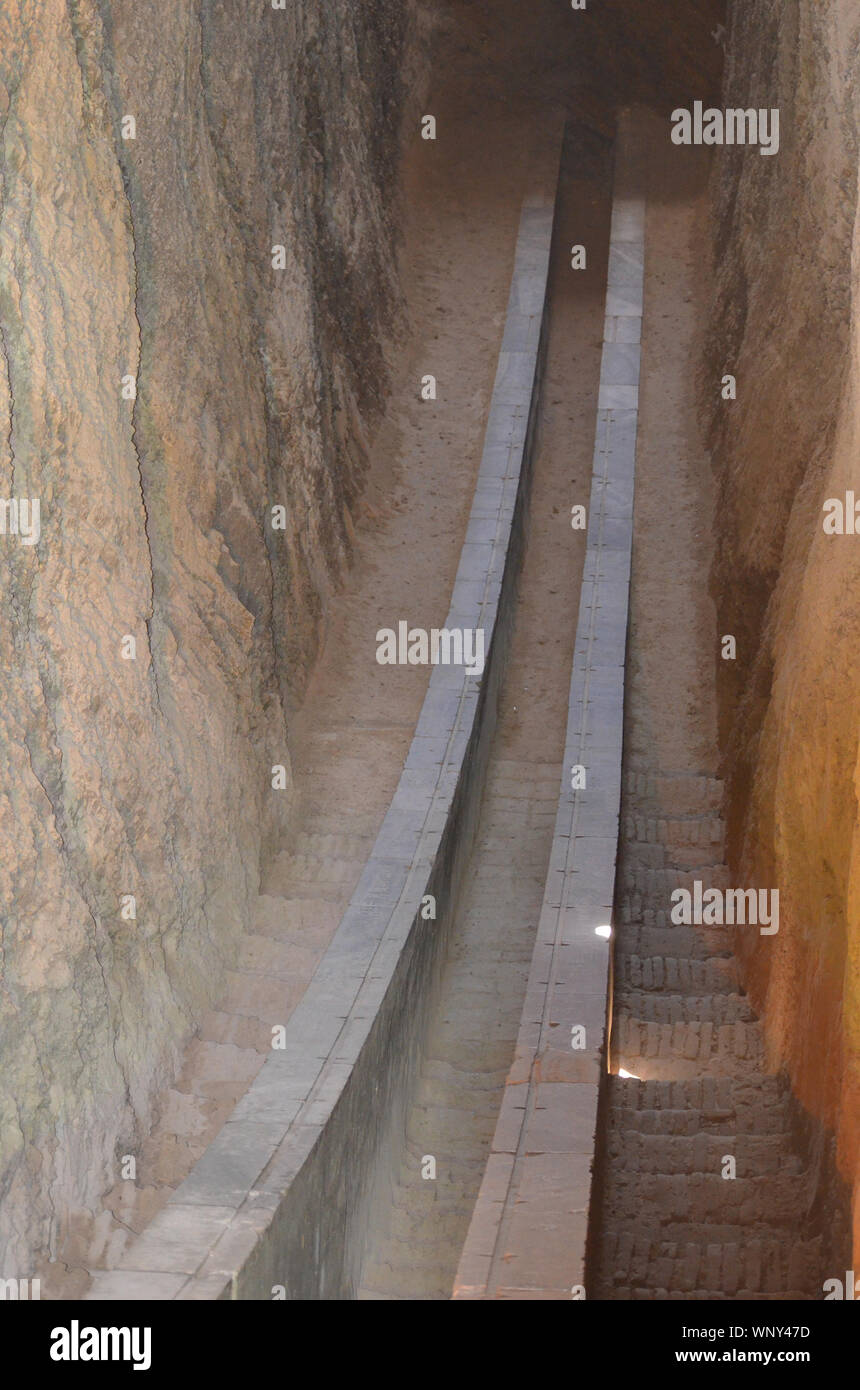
[
  {"left": 0, "top": 0, "right": 418, "bottom": 1272},
  {"left": 705, "top": 0, "right": 860, "bottom": 1260}
]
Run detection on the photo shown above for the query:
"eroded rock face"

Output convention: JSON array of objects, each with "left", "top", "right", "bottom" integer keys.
[
  {"left": 0, "top": 0, "right": 416, "bottom": 1272},
  {"left": 706, "top": 0, "right": 860, "bottom": 1252}
]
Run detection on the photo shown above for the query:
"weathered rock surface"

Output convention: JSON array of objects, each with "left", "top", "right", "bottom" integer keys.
[
  {"left": 0, "top": 0, "right": 417, "bottom": 1273},
  {"left": 706, "top": 0, "right": 860, "bottom": 1256}
]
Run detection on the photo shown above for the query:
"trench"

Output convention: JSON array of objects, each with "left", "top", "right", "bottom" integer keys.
[{"left": 11, "top": 1, "right": 856, "bottom": 1302}]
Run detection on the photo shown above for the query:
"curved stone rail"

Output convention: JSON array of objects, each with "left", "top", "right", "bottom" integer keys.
[
  {"left": 452, "top": 113, "right": 645, "bottom": 1301},
  {"left": 87, "top": 137, "right": 563, "bottom": 1301}
]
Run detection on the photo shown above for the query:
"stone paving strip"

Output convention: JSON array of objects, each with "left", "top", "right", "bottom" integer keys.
[
  {"left": 86, "top": 133, "right": 564, "bottom": 1300},
  {"left": 452, "top": 111, "right": 646, "bottom": 1301}
]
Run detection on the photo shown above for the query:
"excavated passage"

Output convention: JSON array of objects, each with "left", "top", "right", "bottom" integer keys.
[
  {"left": 589, "top": 115, "right": 849, "bottom": 1301},
  {"left": 7, "top": 0, "right": 855, "bottom": 1304}
]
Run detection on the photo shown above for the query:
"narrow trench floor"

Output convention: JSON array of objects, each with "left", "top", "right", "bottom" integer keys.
[
  {"left": 357, "top": 759, "right": 563, "bottom": 1300},
  {"left": 357, "top": 130, "right": 613, "bottom": 1300}
]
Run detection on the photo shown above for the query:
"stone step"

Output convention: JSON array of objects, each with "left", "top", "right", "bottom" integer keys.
[
  {"left": 623, "top": 815, "right": 725, "bottom": 852},
  {"left": 604, "top": 1129, "right": 801, "bottom": 1177},
  {"left": 597, "top": 758, "right": 818, "bottom": 1300},
  {"left": 281, "top": 853, "right": 365, "bottom": 885},
  {"left": 624, "top": 770, "right": 724, "bottom": 817},
  {"left": 599, "top": 1171, "right": 809, "bottom": 1227},
  {"left": 613, "top": 991, "right": 757, "bottom": 1026},
  {"left": 613, "top": 1016, "right": 765, "bottom": 1074},
  {"left": 293, "top": 830, "right": 373, "bottom": 860},
  {"left": 596, "top": 1230, "right": 823, "bottom": 1297},
  {"left": 250, "top": 895, "right": 342, "bottom": 945},
  {"left": 262, "top": 849, "right": 366, "bottom": 900},
  {"left": 616, "top": 953, "right": 739, "bottom": 994},
  {"left": 605, "top": 1073, "right": 789, "bottom": 1114},
  {"left": 613, "top": 924, "right": 734, "bottom": 958},
  {"left": 608, "top": 1103, "right": 796, "bottom": 1139},
  {"left": 620, "top": 864, "right": 731, "bottom": 899}
]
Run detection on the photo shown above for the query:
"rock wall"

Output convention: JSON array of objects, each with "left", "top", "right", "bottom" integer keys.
[
  {"left": 706, "top": 0, "right": 860, "bottom": 1259},
  {"left": 0, "top": 0, "right": 419, "bottom": 1272}
]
